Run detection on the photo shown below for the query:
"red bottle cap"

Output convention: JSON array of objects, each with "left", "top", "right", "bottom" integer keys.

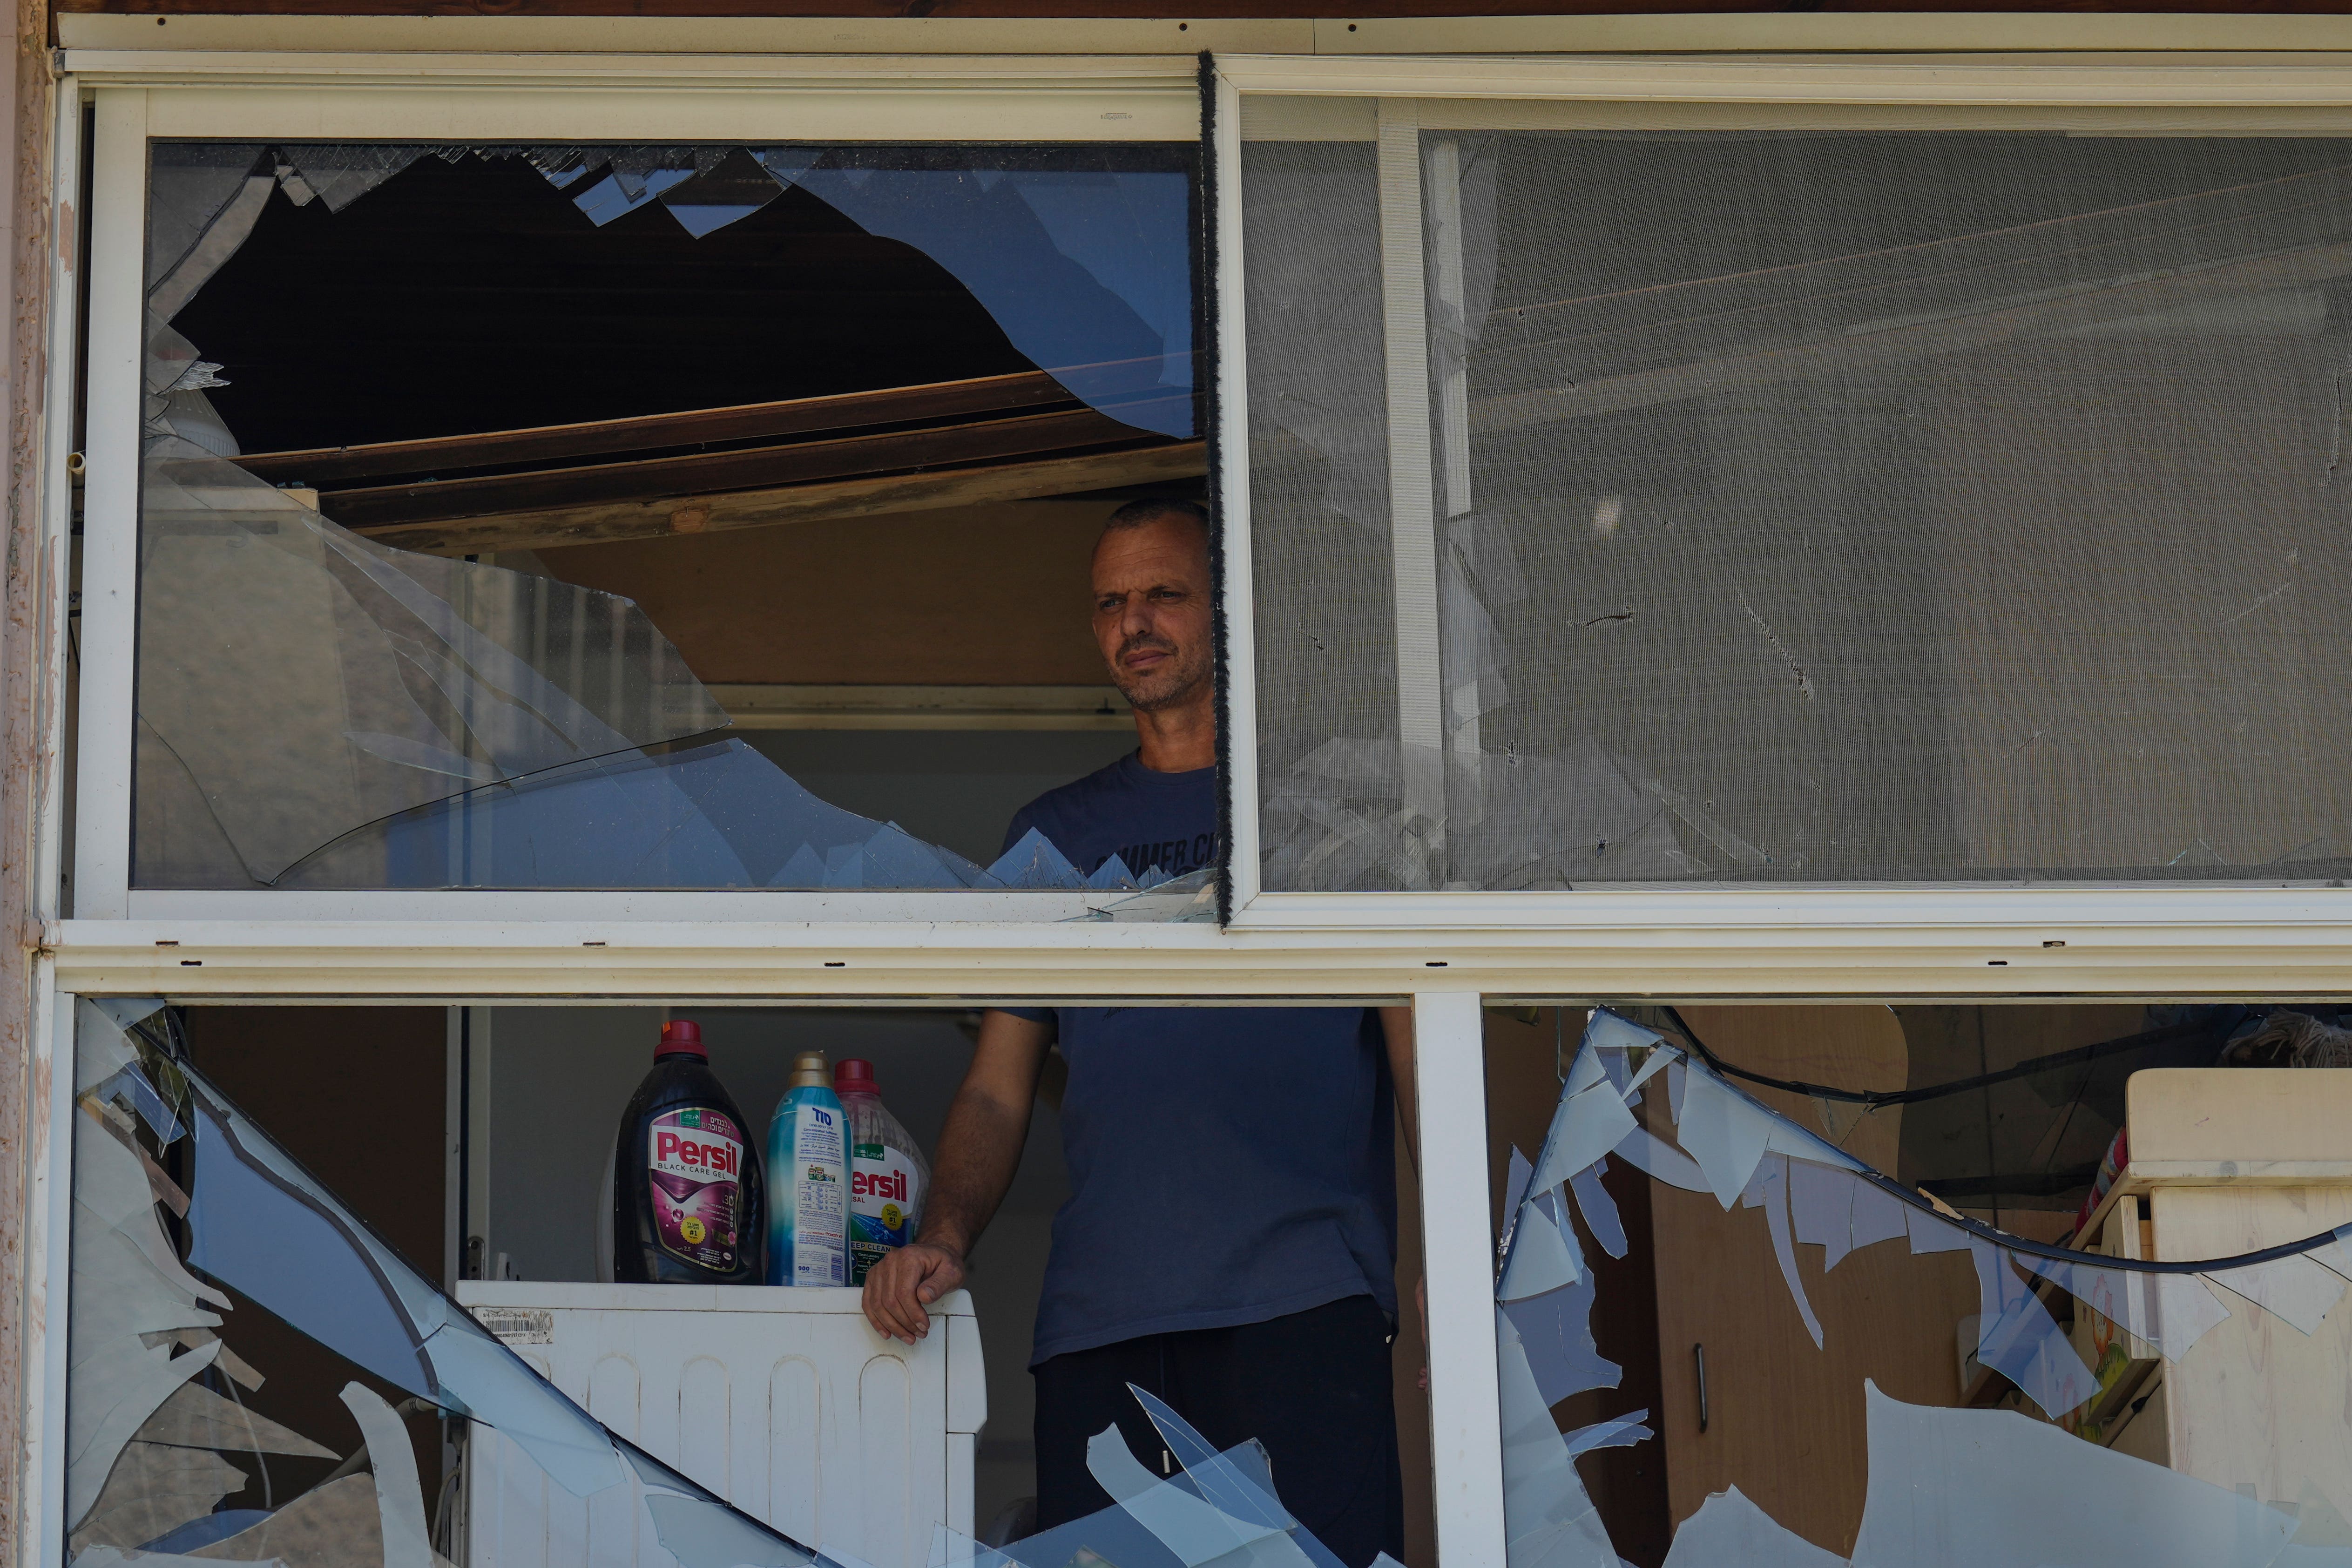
[
  {"left": 658, "top": 1020, "right": 706, "bottom": 1060},
  {"left": 834, "top": 1058, "right": 879, "bottom": 1096}
]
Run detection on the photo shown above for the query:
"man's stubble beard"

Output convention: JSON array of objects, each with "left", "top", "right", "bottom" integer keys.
[{"left": 1114, "top": 637, "right": 1214, "bottom": 714}]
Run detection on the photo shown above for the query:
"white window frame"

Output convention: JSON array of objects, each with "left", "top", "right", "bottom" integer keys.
[
  {"left": 1212, "top": 51, "right": 2352, "bottom": 980},
  {"left": 66, "top": 54, "right": 1202, "bottom": 927},
  {"left": 35, "top": 45, "right": 2352, "bottom": 1568}
]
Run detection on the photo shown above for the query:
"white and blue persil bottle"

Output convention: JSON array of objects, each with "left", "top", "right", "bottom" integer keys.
[{"left": 767, "top": 1051, "right": 848, "bottom": 1286}]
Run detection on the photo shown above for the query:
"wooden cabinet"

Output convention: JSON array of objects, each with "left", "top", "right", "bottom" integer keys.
[{"left": 1649, "top": 1006, "right": 1975, "bottom": 1558}]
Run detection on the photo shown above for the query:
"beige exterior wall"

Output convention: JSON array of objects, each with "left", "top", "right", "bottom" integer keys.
[{"left": 0, "top": 0, "right": 47, "bottom": 1552}]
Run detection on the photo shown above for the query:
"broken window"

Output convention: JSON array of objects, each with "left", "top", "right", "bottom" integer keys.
[
  {"left": 1244, "top": 118, "right": 2352, "bottom": 887},
  {"left": 132, "top": 142, "right": 1206, "bottom": 903},
  {"left": 65, "top": 1000, "right": 1388, "bottom": 1568},
  {"left": 1484, "top": 1003, "right": 2352, "bottom": 1567}
]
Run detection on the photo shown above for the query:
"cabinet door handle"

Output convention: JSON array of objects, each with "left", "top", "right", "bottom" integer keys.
[{"left": 1694, "top": 1343, "right": 1709, "bottom": 1433}]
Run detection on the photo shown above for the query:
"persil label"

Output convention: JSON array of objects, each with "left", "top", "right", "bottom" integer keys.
[
  {"left": 848, "top": 1142, "right": 923, "bottom": 1284},
  {"left": 648, "top": 1107, "right": 744, "bottom": 1271}
]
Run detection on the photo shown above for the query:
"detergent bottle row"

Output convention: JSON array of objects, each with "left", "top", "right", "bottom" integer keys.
[{"left": 611, "top": 1022, "right": 926, "bottom": 1288}]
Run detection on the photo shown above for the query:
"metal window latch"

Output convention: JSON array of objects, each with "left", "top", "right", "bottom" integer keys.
[{"left": 1694, "top": 1343, "right": 1709, "bottom": 1433}]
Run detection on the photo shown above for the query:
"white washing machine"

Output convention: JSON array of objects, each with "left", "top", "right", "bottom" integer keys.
[{"left": 456, "top": 1283, "right": 984, "bottom": 1568}]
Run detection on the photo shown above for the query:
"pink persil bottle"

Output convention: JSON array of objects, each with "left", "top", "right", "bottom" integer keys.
[{"left": 612, "top": 1021, "right": 766, "bottom": 1284}]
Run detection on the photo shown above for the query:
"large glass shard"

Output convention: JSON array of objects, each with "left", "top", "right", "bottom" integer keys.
[
  {"left": 1965, "top": 1242, "right": 2099, "bottom": 1420},
  {"left": 1661, "top": 1486, "right": 1846, "bottom": 1568},
  {"left": 1494, "top": 1307, "right": 1619, "bottom": 1568},
  {"left": 983, "top": 1399, "right": 1347, "bottom": 1568},
  {"left": 69, "top": 1002, "right": 835, "bottom": 1568},
  {"left": 1084, "top": 1425, "right": 1291, "bottom": 1567},
  {"left": 1750, "top": 1156, "right": 1824, "bottom": 1350},
  {"left": 71, "top": 1443, "right": 248, "bottom": 1554},
  {"left": 1673, "top": 1068, "right": 1774, "bottom": 1209},
  {"left": 1500, "top": 1278, "right": 1620, "bottom": 1407},
  {"left": 1527, "top": 1077, "right": 1637, "bottom": 1195},
  {"left": 1498, "top": 1189, "right": 1584, "bottom": 1301},
  {"left": 1847, "top": 1383, "right": 2297, "bottom": 1568},
  {"left": 1567, "top": 1160, "right": 1628, "bottom": 1260},
  {"left": 759, "top": 149, "right": 1196, "bottom": 438},
  {"left": 2204, "top": 1254, "right": 2351, "bottom": 1335},
  {"left": 338, "top": 1383, "right": 434, "bottom": 1568},
  {"left": 134, "top": 1384, "right": 336, "bottom": 1460},
  {"left": 135, "top": 460, "right": 731, "bottom": 885}
]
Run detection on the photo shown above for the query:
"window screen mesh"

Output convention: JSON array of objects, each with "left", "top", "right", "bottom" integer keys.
[{"left": 1245, "top": 124, "right": 2352, "bottom": 889}]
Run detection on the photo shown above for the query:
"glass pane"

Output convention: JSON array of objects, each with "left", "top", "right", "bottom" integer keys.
[
  {"left": 133, "top": 142, "right": 1208, "bottom": 904},
  {"left": 1245, "top": 113, "right": 2352, "bottom": 887},
  {"left": 1480, "top": 1002, "right": 2352, "bottom": 1566},
  {"left": 63, "top": 999, "right": 831, "bottom": 1568},
  {"left": 65, "top": 1000, "right": 1409, "bottom": 1568}
]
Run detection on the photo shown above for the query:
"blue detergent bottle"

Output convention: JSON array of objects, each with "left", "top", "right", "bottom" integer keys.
[{"left": 767, "top": 1051, "right": 849, "bottom": 1286}]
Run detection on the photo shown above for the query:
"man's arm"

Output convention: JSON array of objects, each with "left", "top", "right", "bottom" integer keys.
[
  {"left": 1380, "top": 1005, "right": 1418, "bottom": 1172},
  {"left": 1379, "top": 1006, "right": 1430, "bottom": 1386},
  {"left": 859, "top": 1008, "right": 1052, "bottom": 1344}
]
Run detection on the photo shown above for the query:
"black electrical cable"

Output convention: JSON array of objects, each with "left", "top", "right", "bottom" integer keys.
[
  {"left": 1646, "top": 1005, "right": 2348, "bottom": 1275},
  {"left": 1659, "top": 1006, "right": 2219, "bottom": 1108}
]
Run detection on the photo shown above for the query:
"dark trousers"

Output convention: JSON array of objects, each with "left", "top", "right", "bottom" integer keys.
[{"left": 1032, "top": 1294, "right": 1405, "bottom": 1568}]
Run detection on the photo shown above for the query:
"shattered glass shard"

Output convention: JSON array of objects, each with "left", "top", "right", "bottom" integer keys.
[
  {"left": 658, "top": 150, "right": 785, "bottom": 238},
  {"left": 134, "top": 1382, "right": 336, "bottom": 1458},
  {"left": 756, "top": 150, "right": 1196, "bottom": 438},
  {"left": 1620, "top": 1041, "right": 1679, "bottom": 1099},
  {"left": 2204, "top": 1253, "right": 2350, "bottom": 1336},
  {"left": 1788, "top": 1158, "right": 1857, "bottom": 1271},
  {"left": 71, "top": 1006, "right": 836, "bottom": 1568},
  {"left": 1499, "top": 1190, "right": 1584, "bottom": 1300},
  {"left": 272, "top": 145, "right": 424, "bottom": 214},
  {"left": 67, "top": 1341, "right": 223, "bottom": 1532},
  {"left": 573, "top": 166, "right": 695, "bottom": 225},
  {"left": 620, "top": 1440, "right": 817, "bottom": 1568},
  {"left": 69, "top": 1443, "right": 249, "bottom": 1555},
  {"left": 1673, "top": 1066, "right": 1774, "bottom": 1210},
  {"left": 1085, "top": 853, "right": 1139, "bottom": 892},
  {"left": 1612, "top": 1126, "right": 1710, "bottom": 1195},
  {"left": 1560, "top": 1411, "right": 1651, "bottom": 1460},
  {"left": 1083, "top": 869, "right": 1220, "bottom": 923},
  {"left": 1085, "top": 1424, "right": 1288, "bottom": 1567},
  {"left": 1500, "top": 1146, "right": 1535, "bottom": 1257},
  {"left": 1756, "top": 1157, "right": 1825, "bottom": 1350},
  {"left": 1493, "top": 1307, "right": 1619, "bottom": 1568},
  {"left": 1584, "top": 1008, "right": 1665, "bottom": 1055},
  {"left": 987, "top": 828, "right": 1085, "bottom": 890},
  {"left": 1502, "top": 1277, "right": 1621, "bottom": 1407},
  {"left": 1661, "top": 1486, "right": 1845, "bottom": 1568},
  {"left": 1967, "top": 1243, "right": 2099, "bottom": 1420},
  {"left": 1847, "top": 1179, "right": 1911, "bottom": 1261},
  {"left": 641, "top": 1495, "right": 817, "bottom": 1568},
  {"left": 1848, "top": 1382, "right": 2297, "bottom": 1568},
  {"left": 340, "top": 1383, "right": 435, "bottom": 1568},
  {"left": 1527, "top": 1081, "right": 1637, "bottom": 1196},
  {"left": 185, "top": 1471, "right": 387, "bottom": 1568},
  {"left": 1125, "top": 1386, "right": 1301, "bottom": 1541},
  {"left": 1567, "top": 1160, "right": 1628, "bottom": 1260}
]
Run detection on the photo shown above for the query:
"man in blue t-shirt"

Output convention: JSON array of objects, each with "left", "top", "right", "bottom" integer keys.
[{"left": 861, "top": 499, "right": 1414, "bottom": 1567}]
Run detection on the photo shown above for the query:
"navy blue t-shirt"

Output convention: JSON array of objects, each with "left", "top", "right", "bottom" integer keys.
[{"left": 1003, "top": 754, "right": 1398, "bottom": 1365}]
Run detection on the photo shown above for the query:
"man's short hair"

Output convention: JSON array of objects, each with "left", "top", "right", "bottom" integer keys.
[{"left": 1102, "top": 497, "right": 1210, "bottom": 538}]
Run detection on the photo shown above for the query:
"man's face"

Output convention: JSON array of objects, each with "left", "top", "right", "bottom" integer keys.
[{"left": 1091, "top": 514, "right": 1214, "bottom": 712}]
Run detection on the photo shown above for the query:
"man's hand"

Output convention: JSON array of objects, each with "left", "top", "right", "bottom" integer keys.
[
  {"left": 862, "top": 1240, "right": 967, "bottom": 1344},
  {"left": 856, "top": 1009, "right": 1048, "bottom": 1344}
]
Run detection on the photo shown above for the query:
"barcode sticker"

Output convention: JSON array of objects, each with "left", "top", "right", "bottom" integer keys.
[{"left": 470, "top": 1307, "right": 554, "bottom": 1345}]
